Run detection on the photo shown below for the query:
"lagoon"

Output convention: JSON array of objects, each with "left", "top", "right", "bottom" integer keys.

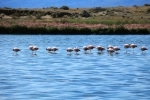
[{"left": 0, "top": 35, "right": 150, "bottom": 100}]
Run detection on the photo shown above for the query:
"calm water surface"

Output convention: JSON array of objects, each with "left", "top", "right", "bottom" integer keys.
[{"left": 0, "top": 35, "right": 150, "bottom": 100}]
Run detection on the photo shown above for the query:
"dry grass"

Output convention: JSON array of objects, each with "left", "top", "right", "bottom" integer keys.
[{"left": 0, "top": 6, "right": 150, "bottom": 29}]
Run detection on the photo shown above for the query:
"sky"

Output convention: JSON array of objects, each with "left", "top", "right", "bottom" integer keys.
[{"left": 0, "top": 0, "right": 149, "bottom": 8}]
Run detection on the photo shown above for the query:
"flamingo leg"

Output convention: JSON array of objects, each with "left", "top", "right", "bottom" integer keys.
[
  {"left": 126, "top": 49, "right": 127, "bottom": 53},
  {"left": 32, "top": 51, "right": 33, "bottom": 55},
  {"left": 34, "top": 51, "right": 36, "bottom": 55}
]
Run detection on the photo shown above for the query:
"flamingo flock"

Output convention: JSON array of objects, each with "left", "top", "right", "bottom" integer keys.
[
  {"left": 124, "top": 44, "right": 138, "bottom": 53},
  {"left": 12, "top": 44, "right": 148, "bottom": 55}
]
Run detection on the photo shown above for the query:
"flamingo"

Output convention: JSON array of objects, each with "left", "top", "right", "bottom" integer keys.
[
  {"left": 29, "top": 45, "right": 34, "bottom": 54},
  {"left": 107, "top": 47, "right": 115, "bottom": 55},
  {"left": 87, "top": 45, "right": 95, "bottom": 53},
  {"left": 140, "top": 46, "right": 148, "bottom": 54},
  {"left": 83, "top": 46, "right": 89, "bottom": 54},
  {"left": 113, "top": 46, "right": 121, "bottom": 53},
  {"left": 46, "top": 47, "right": 52, "bottom": 53},
  {"left": 124, "top": 44, "right": 130, "bottom": 53},
  {"left": 29, "top": 45, "right": 39, "bottom": 55},
  {"left": 107, "top": 45, "right": 114, "bottom": 49},
  {"left": 66, "top": 47, "right": 73, "bottom": 54},
  {"left": 96, "top": 46, "right": 105, "bottom": 54},
  {"left": 51, "top": 47, "right": 58, "bottom": 53},
  {"left": 130, "top": 44, "right": 137, "bottom": 53},
  {"left": 74, "top": 47, "right": 80, "bottom": 54},
  {"left": 13, "top": 47, "right": 21, "bottom": 55}
]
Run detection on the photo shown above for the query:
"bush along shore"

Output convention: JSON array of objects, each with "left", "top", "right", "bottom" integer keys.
[
  {"left": 0, "top": 24, "right": 150, "bottom": 35},
  {"left": 0, "top": 5, "right": 150, "bottom": 35}
]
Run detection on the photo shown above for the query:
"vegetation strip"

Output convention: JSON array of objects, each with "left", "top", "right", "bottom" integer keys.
[
  {"left": 0, "top": 4, "right": 150, "bottom": 34},
  {"left": 0, "top": 25, "right": 149, "bottom": 35}
]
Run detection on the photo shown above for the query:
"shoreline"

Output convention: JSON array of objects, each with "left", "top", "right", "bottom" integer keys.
[{"left": 0, "top": 23, "right": 150, "bottom": 35}]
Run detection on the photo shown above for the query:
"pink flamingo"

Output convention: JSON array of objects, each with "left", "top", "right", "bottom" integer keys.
[
  {"left": 66, "top": 47, "right": 73, "bottom": 54},
  {"left": 113, "top": 46, "right": 121, "bottom": 53},
  {"left": 140, "top": 46, "right": 148, "bottom": 54},
  {"left": 130, "top": 44, "right": 137, "bottom": 53},
  {"left": 13, "top": 47, "right": 21, "bottom": 55},
  {"left": 107, "top": 45, "right": 114, "bottom": 49},
  {"left": 51, "top": 47, "right": 58, "bottom": 53},
  {"left": 124, "top": 44, "right": 130, "bottom": 53},
  {"left": 46, "top": 47, "right": 52, "bottom": 53},
  {"left": 87, "top": 45, "right": 95, "bottom": 53},
  {"left": 96, "top": 46, "right": 105, "bottom": 54},
  {"left": 29, "top": 45, "right": 39, "bottom": 55},
  {"left": 107, "top": 47, "right": 115, "bottom": 55},
  {"left": 74, "top": 47, "right": 80, "bottom": 54},
  {"left": 83, "top": 46, "right": 89, "bottom": 54}
]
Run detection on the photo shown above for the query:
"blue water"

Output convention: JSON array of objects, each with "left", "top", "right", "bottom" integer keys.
[{"left": 0, "top": 35, "right": 150, "bottom": 100}]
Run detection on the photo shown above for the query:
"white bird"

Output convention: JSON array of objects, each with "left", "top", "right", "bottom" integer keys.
[
  {"left": 83, "top": 46, "right": 89, "bottom": 54},
  {"left": 29, "top": 45, "right": 39, "bottom": 55},
  {"left": 124, "top": 44, "right": 130, "bottom": 53},
  {"left": 13, "top": 47, "right": 21, "bottom": 55},
  {"left": 46, "top": 47, "right": 52, "bottom": 53},
  {"left": 66, "top": 47, "right": 73, "bottom": 54},
  {"left": 130, "top": 44, "right": 137, "bottom": 53},
  {"left": 96, "top": 46, "right": 105, "bottom": 54},
  {"left": 74, "top": 47, "right": 80, "bottom": 54},
  {"left": 87, "top": 45, "right": 95, "bottom": 53},
  {"left": 140, "top": 46, "right": 148, "bottom": 54},
  {"left": 113, "top": 46, "right": 121, "bottom": 53},
  {"left": 107, "top": 45, "right": 114, "bottom": 49},
  {"left": 107, "top": 48, "right": 115, "bottom": 54},
  {"left": 51, "top": 47, "right": 58, "bottom": 53}
]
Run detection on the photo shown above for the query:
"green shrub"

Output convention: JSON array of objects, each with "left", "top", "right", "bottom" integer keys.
[
  {"left": 35, "top": 14, "right": 42, "bottom": 19},
  {"left": 113, "top": 25, "right": 129, "bottom": 33},
  {"left": 144, "top": 4, "right": 150, "bottom": 6},
  {"left": 89, "top": 7, "right": 106, "bottom": 13},
  {"left": 147, "top": 8, "right": 150, "bottom": 13},
  {"left": 60, "top": 6, "right": 69, "bottom": 10}
]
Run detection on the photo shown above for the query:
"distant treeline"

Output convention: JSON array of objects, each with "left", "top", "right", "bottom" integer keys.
[
  {"left": 0, "top": 25, "right": 149, "bottom": 35},
  {"left": 144, "top": 4, "right": 150, "bottom": 6}
]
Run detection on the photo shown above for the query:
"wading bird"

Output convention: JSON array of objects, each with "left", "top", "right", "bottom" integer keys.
[
  {"left": 66, "top": 47, "right": 73, "bottom": 54},
  {"left": 130, "top": 44, "right": 137, "bottom": 53},
  {"left": 96, "top": 46, "right": 105, "bottom": 54},
  {"left": 107, "top": 47, "right": 115, "bottom": 55},
  {"left": 140, "top": 46, "right": 148, "bottom": 54},
  {"left": 46, "top": 47, "right": 52, "bottom": 53},
  {"left": 83, "top": 46, "right": 89, "bottom": 54},
  {"left": 124, "top": 44, "right": 131, "bottom": 53},
  {"left": 74, "top": 47, "right": 80, "bottom": 54},
  {"left": 29, "top": 45, "right": 39, "bottom": 55},
  {"left": 87, "top": 45, "right": 95, "bottom": 53},
  {"left": 113, "top": 46, "right": 121, "bottom": 53},
  {"left": 13, "top": 47, "right": 21, "bottom": 55},
  {"left": 51, "top": 47, "right": 58, "bottom": 53},
  {"left": 107, "top": 45, "right": 114, "bottom": 49}
]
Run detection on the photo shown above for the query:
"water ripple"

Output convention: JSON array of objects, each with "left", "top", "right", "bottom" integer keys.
[{"left": 0, "top": 35, "right": 150, "bottom": 100}]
